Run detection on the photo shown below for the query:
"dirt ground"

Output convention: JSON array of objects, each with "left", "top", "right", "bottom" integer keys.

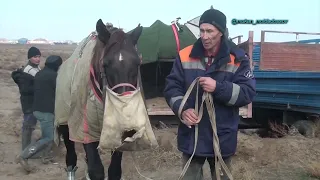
[{"left": 0, "top": 44, "right": 320, "bottom": 180}]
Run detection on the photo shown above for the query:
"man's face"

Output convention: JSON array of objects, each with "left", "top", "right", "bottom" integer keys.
[
  {"left": 200, "top": 23, "right": 223, "bottom": 50},
  {"left": 30, "top": 55, "right": 41, "bottom": 65}
]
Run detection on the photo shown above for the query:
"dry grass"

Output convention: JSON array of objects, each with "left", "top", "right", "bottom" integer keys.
[
  {"left": 268, "top": 121, "right": 290, "bottom": 137},
  {"left": 232, "top": 161, "right": 256, "bottom": 180},
  {"left": 0, "top": 44, "right": 76, "bottom": 71},
  {"left": 304, "top": 161, "right": 320, "bottom": 178},
  {"left": 117, "top": 127, "right": 320, "bottom": 180}
]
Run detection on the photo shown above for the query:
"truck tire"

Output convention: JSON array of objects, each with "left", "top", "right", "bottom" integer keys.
[{"left": 291, "top": 120, "right": 316, "bottom": 138}]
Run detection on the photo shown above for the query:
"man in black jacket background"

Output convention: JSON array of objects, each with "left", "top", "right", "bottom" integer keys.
[
  {"left": 11, "top": 47, "right": 41, "bottom": 152},
  {"left": 15, "top": 55, "right": 62, "bottom": 172}
]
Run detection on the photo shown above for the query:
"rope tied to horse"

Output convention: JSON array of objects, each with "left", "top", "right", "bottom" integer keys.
[{"left": 177, "top": 77, "right": 233, "bottom": 180}]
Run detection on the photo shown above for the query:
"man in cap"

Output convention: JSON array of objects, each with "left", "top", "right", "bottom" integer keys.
[
  {"left": 15, "top": 55, "right": 63, "bottom": 172},
  {"left": 11, "top": 47, "right": 42, "bottom": 153},
  {"left": 163, "top": 8, "right": 256, "bottom": 180}
]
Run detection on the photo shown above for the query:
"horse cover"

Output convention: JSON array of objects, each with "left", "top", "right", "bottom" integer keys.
[{"left": 54, "top": 34, "right": 104, "bottom": 144}]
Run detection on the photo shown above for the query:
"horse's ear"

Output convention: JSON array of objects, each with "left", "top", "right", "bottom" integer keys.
[
  {"left": 96, "top": 19, "right": 110, "bottom": 44},
  {"left": 130, "top": 24, "right": 143, "bottom": 45}
]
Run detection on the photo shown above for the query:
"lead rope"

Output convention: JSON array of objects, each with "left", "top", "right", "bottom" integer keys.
[
  {"left": 128, "top": 77, "right": 233, "bottom": 180},
  {"left": 177, "top": 77, "right": 233, "bottom": 180}
]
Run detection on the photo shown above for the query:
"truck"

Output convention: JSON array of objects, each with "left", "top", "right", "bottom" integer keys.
[{"left": 239, "top": 30, "right": 320, "bottom": 136}]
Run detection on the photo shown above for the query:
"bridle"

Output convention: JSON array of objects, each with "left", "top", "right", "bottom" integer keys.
[{"left": 98, "top": 40, "right": 141, "bottom": 103}]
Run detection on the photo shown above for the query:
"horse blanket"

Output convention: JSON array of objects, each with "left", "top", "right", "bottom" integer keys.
[{"left": 54, "top": 32, "right": 104, "bottom": 144}]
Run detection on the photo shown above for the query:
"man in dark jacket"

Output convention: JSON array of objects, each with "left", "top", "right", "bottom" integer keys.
[
  {"left": 11, "top": 47, "right": 41, "bottom": 152},
  {"left": 163, "top": 8, "right": 256, "bottom": 180},
  {"left": 15, "top": 55, "right": 63, "bottom": 172}
]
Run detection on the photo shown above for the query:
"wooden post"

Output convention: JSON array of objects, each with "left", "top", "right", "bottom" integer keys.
[
  {"left": 247, "top": 31, "right": 254, "bottom": 119},
  {"left": 260, "top": 31, "right": 265, "bottom": 43},
  {"left": 248, "top": 31, "right": 254, "bottom": 70}
]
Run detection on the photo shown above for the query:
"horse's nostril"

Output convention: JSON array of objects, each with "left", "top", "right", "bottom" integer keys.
[{"left": 121, "top": 129, "right": 137, "bottom": 142}]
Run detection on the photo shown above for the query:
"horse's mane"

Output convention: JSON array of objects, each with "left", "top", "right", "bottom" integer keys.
[{"left": 91, "top": 27, "right": 126, "bottom": 89}]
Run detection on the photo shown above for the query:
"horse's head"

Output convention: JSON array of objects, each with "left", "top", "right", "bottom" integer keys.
[{"left": 95, "top": 19, "right": 143, "bottom": 95}]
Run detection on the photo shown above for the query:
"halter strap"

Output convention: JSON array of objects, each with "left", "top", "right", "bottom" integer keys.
[
  {"left": 171, "top": 24, "right": 181, "bottom": 52},
  {"left": 110, "top": 83, "right": 137, "bottom": 91}
]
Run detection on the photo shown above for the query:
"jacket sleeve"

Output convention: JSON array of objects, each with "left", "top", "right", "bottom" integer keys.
[
  {"left": 212, "top": 58, "right": 256, "bottom": 107},
  {"left": 163, "top": 55, "right": 191, "bottom": 117},
  {"left": 19, "top": 75, "right": 35, "bottom": 95},
  {"left": 11, "top": 70, "right": 21, "bottom": 85}
]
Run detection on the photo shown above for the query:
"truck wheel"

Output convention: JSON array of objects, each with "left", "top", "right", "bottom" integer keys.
[{"left": 291, "top": 120, "right": 315, "bottom": 138}]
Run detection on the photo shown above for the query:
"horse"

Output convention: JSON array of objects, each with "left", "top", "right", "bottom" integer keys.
[{"left": 54, "top": 19, "right": 143, "bottom": 180}]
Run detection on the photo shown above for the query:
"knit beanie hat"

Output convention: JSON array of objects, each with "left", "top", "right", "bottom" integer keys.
[
  {"left": 27, "top": 47, "right": 41, "bottom": 59},
  {"left": 45, "top": 55, "right": 63, "bottom": 71},
  {"left": 199, "top": 8, "right": 227, "bottom": 34}
]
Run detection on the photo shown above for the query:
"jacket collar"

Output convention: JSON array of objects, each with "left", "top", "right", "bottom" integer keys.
[
  {"left": 27, "top": 61, "right": 40, "bottom": 68},
  {"left": 189, "top": 37, "right": 231, "bottom": 67}
]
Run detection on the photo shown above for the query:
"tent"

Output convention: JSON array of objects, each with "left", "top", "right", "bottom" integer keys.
[
  {"left": 135, "top": 20, "right": 197, "bottom": 64},
  {"left": 127, "top": 20, "right": 197, "bottom": 98},
  {"left": 185, "top": 16, "right": 201, "bottom": 38}
]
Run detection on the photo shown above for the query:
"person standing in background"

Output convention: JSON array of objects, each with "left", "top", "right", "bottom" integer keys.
[
  {"left": 15, "top": 55, "right": 63, "bottom": 172},
  {"left": 11, "top": 47, "right": 41, "bottom": 153}
]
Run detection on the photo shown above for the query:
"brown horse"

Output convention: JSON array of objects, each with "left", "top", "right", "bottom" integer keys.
[
  {"left": 87, "top": 19, "right": 143, "bottom": 180},
  {"left": 54, "top": 19, "right": 143, "bottom": 180}
]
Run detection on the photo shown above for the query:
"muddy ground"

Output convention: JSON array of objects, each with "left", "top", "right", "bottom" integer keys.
[{"left": 0, "top": 44, "right": 319, "bottom": 180}]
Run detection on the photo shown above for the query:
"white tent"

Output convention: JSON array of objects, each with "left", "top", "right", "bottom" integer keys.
[
  {"left": 185, "top": 16, "right": 201, "bottom": 38},
  {"left": 184, "top": 6, "right": 214, "bottom": 38},
  {"left": 185, "top": 15, "right": 231, "bottom": 41}
]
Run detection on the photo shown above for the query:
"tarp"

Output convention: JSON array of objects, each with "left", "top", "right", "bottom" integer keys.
[
  {"left": 185, "top": 15, "right": 231, "bottom": 39},
  {"left": 184, "top": 6, "right": 214, "bottom": 38},
  {"left": 185, "top": 16, "right": 201, "bottom": 39},
  {"left": 133, "top": 20, "right": 197, "bottom": 64}
]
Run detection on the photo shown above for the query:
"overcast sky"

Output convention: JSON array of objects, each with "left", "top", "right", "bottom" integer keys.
[{"left": 1, "top": 0, "right": 319, "bottom": 42}]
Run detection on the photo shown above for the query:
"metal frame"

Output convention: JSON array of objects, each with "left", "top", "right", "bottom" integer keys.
[
  {"left": 260, "top": 30, "right": 320, "bottom": 43},
  {"left": 230, "top": 35, "right": 243, "bottom": 45}
]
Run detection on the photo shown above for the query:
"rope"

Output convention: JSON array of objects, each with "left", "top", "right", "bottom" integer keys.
[
  {"left": 71, "top": 31, "right": 96, "bottom": 90},
  {"left": 126, "top": 77, "right": 233, "bottom": 180},
  {"left": 177, "top": 77, "right": 234, "bottom": 180},
  {"left": 79, "top": 31, "right": 97, "bottom": 58},
  {"left": 171, "top": 24, "right": 181, "bottom": 52}
]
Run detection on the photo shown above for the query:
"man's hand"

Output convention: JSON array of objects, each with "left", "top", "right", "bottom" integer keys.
[
  {"left": 181, "top": 108, "right": 198, "bottom": 128},
  {"left": 199, "top": 77, "right": 216, "bottom": 93}
]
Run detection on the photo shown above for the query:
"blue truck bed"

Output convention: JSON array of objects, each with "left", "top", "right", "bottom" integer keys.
[{"left": 252, "top": 38, "right": 320, "bottom": 114}]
